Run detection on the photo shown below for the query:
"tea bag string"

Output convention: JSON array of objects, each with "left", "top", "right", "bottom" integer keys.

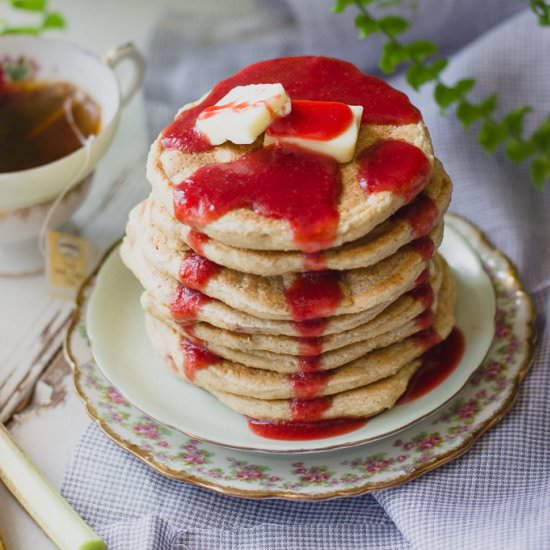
[{"left": 38, "top": 93, "right": 95, "bottom": 258}]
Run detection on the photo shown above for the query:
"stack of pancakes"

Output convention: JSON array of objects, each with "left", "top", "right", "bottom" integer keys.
[{"left": 121, "top": 58, "right": 455, "bottom": 426}]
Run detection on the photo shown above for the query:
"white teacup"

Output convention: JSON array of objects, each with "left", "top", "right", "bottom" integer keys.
[{"left": 0, "top": 36, "right": 145, "bottom": 275}]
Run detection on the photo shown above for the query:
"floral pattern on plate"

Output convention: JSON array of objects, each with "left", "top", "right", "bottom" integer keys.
[{"left": 65, "top": 214, "right": 535, "bottom": 499}]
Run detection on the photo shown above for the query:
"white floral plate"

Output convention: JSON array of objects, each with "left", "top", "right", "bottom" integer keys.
[
  {"left": 83, "top": 221, "right": 495, "bottom": 454},
  {"left": 65, "top": 214, "right": 535, "bottom": 499}
]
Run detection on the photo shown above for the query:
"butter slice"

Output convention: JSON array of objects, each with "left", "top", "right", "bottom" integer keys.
[
  {"left": 265, "top": 105, "right": 363, "bottom": 163},
  {"left": 196, "top": 83, "right": 291, "bottom": 146}
]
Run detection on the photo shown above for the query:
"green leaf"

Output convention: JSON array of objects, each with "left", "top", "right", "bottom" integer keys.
[
  {"left": 332, "top": 0, "right": 355, "bottom": 13},
  {"left": 434, "top": 79, "right": 475, "bottom": 110},
  {"left": 502, "top": 106, "right": 532, "bottom": 138},
  {"left": 530, "top": 0, "right": 550, "bottom": 26},
  {"left": 531, "top": 115, "right": 550, "bottom": 151},
  {"left": 1, "top": 26, "right": 41, "bottom": 35},
  {"left": 454, "top": 78, "right": 476, "bottom": 96},
  {"left": 10, "top": 0, "right": 46, "bottom": 11},
  {"left": 355, "top": 14, "right": 379, "bottom": 38},
  {"left": 42, "top": 11, "right": 65, "bottom": 29},
  {"left": 406, "top": 40, "right": 438, "bottom": 61},
  {"left": 456, "top": 100, "right": 483, "bottom": 127},
  {"left": 406, "top": 63, "right": 435, "bottom": 91},
  {"left": 478, "top": 120, "right": 507, "bottom": 152},
  {"left": 428, "top": 58, "right": 448, "bottom": 79},
  {"left": 479, "top": 94, "right": 498, "bottom": 117},
  {"left": 434, "top": 84, "right": 453, "bottom": 109},
  {"left": 505, "top": 139, "right": 535, "bottom": 163},
  {"left": 373, "top": 0, "right": 402, "bottom": 7},
  {"left": 379, "top": 41, "right": 409, "bottom": 74},
  {"left": 530, "top": 155, "right": 550, "bottom": 189},
  {"left": 407, "top": 59, "right": 447, "bottom": 92},
  {"left": 378, "top": 15, "right": 409, "bottom": 36}
]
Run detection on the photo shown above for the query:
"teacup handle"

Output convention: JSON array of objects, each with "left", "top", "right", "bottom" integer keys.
[{"left": 102, "top": 42, "right": 145, "bottom": 107}]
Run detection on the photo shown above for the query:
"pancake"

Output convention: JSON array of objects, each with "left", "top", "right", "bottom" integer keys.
[
  {"left": 148, "top": 159, "right": 451, "bottom": 275},
  {"left": 149, "top": 118, "right": 434, "bottom": 253},
  {"left": 140, "top": 256, "right": 444, "bottom": 356},
  {"left": 123, "top": 207, "right": 442, "bottom": 321},
  {"left": 149, "top": 58, "right": 434, "bottom": 253},
  {"left": 210, "top": 360, "right": 420, "bottom": 421},
  {"left": 121, "top": 235, "right": 441, "bottom": 336},
  {"left": 143, "top": 269, "right": 454, "bottom": 398}
]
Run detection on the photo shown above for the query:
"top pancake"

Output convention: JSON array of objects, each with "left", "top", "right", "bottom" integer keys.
[{"left": 149, "top": 58, "right": 434, "bottom": 252}]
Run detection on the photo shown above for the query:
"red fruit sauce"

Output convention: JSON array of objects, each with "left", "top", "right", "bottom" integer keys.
[
  {"left": 290, "top": 371, "right": 331, "bottom": 400},
  {"left": 358, "top": 140, "right": 431, "bottom": 204},
  {"left": 297, "top": 356, "right": 322, "bottom": 373},
  {"left": 249, "top": 328, "right": 466, "bottom": 441},
  {"left": 169, "top": 285, "right": 211, "bottom": 323},
  {"left": 413, "top": 328, "right": 442, "bottom": 350},
  {"left": 296, "top": 337, "right": 324, "bottom": 373},
  {"left": 178, "top": 251, "right": 220, "bottom": 291},
  {"left": 400, "top": 328, "right": 465, "bottom": 403},
  {"left": 414, "top": 308, "right": 435, "bottom": 330},
  {"left": 303, "top": 252, "right": 327, "bottom": 271},
  {"left": 267, "top": 100, "right": 353, "bottom": 141},
  {"left": 395, "top": 194, "right": 439, "bottom": 237},
  {"left": 414, "top": 268, "right": 430, "bottom": 286},
  {"left": 290, "top": 396, "right": 331, "bottom": 421},
  {"left": 292, "top": 318, "right": 331, "bottom": 338},
  {"left": 173, "top": 144, "right": 341, "bottom": 252},
  {"left": 411, "top": 236, "right": 435, "bottom": 261},
  {"left": 407, "top": 283, "right": 435, "bottom": 310},
  {"left": 162, "top": 56, "right": 421, "bottom": 153},
  {"left": 180, "top": 338, "right": 220, "bottom": 382},
  {"left": 248, "top": 417, "right": 368, "bottom": 441},
  {"left": 297, "top": 337, "right": 323, "bottom": 357},
  {"left": 187, "top": 230, "right": 209, "bottom": 256},
  {"left": 284, "top": 270, "right": 343, "bottom": 321},
  {"left": 197, "top": 97, "right": 280, "bottom": 121}
]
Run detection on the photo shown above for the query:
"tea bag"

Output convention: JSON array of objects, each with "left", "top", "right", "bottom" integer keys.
[{"left": 42, "top": 93, "right": 98, "bottom": 299}]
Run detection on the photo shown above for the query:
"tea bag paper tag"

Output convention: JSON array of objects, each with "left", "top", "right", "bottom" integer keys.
[{"left": 46, "top": 231, "right": 98, "bottom": 300}]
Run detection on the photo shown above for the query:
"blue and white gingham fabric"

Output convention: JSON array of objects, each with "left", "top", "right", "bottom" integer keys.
[{"left": 62, "top": 3, "right": 550, "bottom": 548}]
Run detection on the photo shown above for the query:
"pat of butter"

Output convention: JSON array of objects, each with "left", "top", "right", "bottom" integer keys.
[
  {"left": 265, "top": 102, "right": 363, "bottom": 163},
  {"left": 196, "top": 83, "right": 291, "bottom": 146}
]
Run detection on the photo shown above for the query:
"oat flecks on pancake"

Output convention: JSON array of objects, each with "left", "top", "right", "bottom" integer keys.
[{"left": 120, "top": 56, "right": 456, "bottom": 430}]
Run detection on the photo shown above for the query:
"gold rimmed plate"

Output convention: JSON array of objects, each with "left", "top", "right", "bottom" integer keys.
[{"left": 65, "top": 214, "right": 535, "bottom": 499}]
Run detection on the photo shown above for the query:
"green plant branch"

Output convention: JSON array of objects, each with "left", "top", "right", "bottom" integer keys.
[
  {"left": 527, "top": 0, "right": 550, "bottom": 25},
  {"left": 333, "top": 0, "right": 550, "bottom": 188},
  {"left": 0, "top": 0, "right": 65, "bottom": 35}
]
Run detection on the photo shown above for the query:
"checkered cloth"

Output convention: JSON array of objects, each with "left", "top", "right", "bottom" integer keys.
[{"left": 62, "top": 2, "right": 550, "bottom": 548}]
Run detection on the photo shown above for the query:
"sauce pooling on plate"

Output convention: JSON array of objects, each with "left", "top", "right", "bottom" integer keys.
[
  {"left": 400, "top": 327, "right": 465, "bottom": 403},
  {"left": 249, "top": 328, "right": 465, "bottom": 441},
  {"left": 248, "top": 417, "right": 368, "bottom": 441}
]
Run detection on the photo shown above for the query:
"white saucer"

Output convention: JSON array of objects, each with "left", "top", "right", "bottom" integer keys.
[{"left": 85, "top": 221, "right": 495, "bottom": 453}]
